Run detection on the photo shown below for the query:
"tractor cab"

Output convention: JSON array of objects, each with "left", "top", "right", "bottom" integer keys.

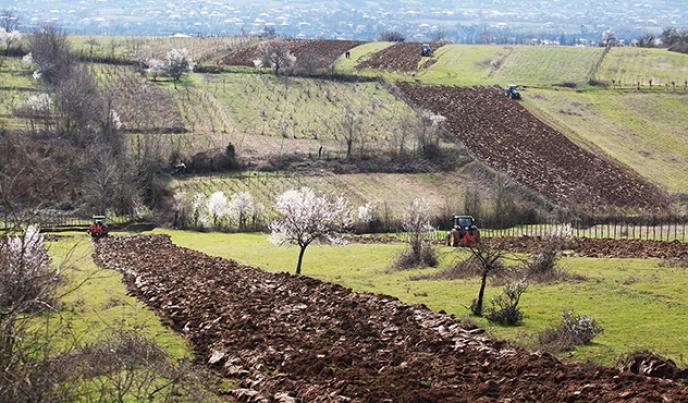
[
  {"left": 505, "top": 84, "right": 521, "bottom": 99},
  {"left": 88, "top": 215, "right": 109, "bottom": 238},
  {"left": 421, "top": 44, "right": 433, "bottom": 57},
  {"left": 446, "top": 215, "right": 480, "bottom": 247}
]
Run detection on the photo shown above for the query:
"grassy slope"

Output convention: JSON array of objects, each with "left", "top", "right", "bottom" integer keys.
[
  {"left": 599, "top": 47, "right": 688, "bottom": 86},
  {"left": 490, "top": 46, "right": 605, "bottom": 86},
  {"left": 419, "top": 44, "right": 513, "bottom": 85},
  {"left": 163, "top": 230, "right": 688, "bottom": 366},
  {"left": 157, "top": 71, "right": 418, "bottom": 159},
  {"left": 523, "top": 87, "right": 688, "bottom": 193}
]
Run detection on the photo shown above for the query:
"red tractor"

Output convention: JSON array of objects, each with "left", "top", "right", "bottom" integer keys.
[
  {"left": 87, "top": 215, "right": 109, "bottom": 238},
  {"left": 446, "top": 215, "right": 480, "bottom": 247}
]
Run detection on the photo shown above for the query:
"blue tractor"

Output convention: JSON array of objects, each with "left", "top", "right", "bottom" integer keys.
[{"left": 505, "top": 84, "right": 521, "bottom": 99}]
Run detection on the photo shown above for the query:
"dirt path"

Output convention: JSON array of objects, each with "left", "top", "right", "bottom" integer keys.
[{"left": 94, "top": 235, "right": 688, "bottom": 402}]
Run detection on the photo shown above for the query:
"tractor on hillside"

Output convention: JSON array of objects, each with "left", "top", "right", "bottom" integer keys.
[
  {"left": 88, "top": 215, "right": 109, "bottom": 238},
  {"left": 446, "top": 215, "right": 480, "bottom": 247},
  {"left": 421, "top": 43, "right": 433, "bottom": 57},
  {"left": 505, "top": 84, "right": 521, "bottom": 99}
]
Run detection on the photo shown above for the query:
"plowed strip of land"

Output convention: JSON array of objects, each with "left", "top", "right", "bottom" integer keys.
[
  {"left": 218, "top": 39, "right": 365, "bottom": 71},
  {"left": 95, "top": 235, "right": 688, "bottom": 402},
  {"left": 396, "top": 83, "right": 666, "bottom": 209},
  {"left": 356, "top": 42, "right": 443, "bottom": 73}
]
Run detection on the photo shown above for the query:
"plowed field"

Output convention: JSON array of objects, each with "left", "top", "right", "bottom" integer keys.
[
  {"left": 482, "top": 236, "right": 688, "bottom": 259},
  {"left": 217, "top": 39, "right": 365, "bottom": 71},
  {"left": 94, "top": 235, "right": 688, "bottom": 403},
  {"left": 355, "top": 42, "right": 443, "bottom": 73},
  {"left": 396, "top": 83, "right": 667, "bottom": 209}
]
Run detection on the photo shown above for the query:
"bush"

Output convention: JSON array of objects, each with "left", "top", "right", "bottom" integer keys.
[
  {"left": 527, "top": 226, "right": 572, "bottom": 283},
  {"left": 485, "top": 281, "right": 527, "bottom": 325},
  {"left": 378, "top": 30, "right": 406, "bottom": 42},
  {"left": 535, "top": 310, "right": 603, "bottom": 353},
  {"left": 394, "top": 243, "right": 438, "bottom": 270}
]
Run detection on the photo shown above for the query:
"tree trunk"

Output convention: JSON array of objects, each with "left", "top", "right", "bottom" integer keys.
[
  {"left": 475, "top": 269, "right": 489, "bottom": 316},
  {"left": 295, "top": 244, "right": 307, "bottom": 275}
]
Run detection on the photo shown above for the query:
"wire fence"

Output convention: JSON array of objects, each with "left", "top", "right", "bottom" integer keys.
[
  {"left": 0, "top": 213, "right": 134, "bottom": 232},
  {"left": 399, "top": 220, "right": 688, "bottom": 243}
]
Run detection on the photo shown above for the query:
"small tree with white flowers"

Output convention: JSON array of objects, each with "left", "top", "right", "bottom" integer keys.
[
  {"left": 269, "top": 187, "right": 353, "bottom": 275},
  {"left": 395, "top": 197, "right": 438, "bottom": 269}
]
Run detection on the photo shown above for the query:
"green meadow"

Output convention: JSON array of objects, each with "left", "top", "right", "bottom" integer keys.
[{"left": 159, "top": 229, "right": 688, "bottom": 366}]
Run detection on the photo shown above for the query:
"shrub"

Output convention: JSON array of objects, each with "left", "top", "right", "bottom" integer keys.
[
  {"left": 485, "top": 281, "right": 528, "bottom": 325},
  {"left": 527, "top": 225, "right": 572, "bottom": 283},
  {"left": 378, "top": 30, "right": 406, "bottom": 42},
  {"left": 395, "top": 243, "right": 438, "bottom": 270},
  {"left": 535, "top": 310, "right": 603, "bottom": 353}
]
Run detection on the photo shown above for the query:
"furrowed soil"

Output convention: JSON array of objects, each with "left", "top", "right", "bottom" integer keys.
[
  {"left": 94, "top": 234, "right": 688, "bottom": 402},
  {"left": 396, "top": 83, "right": 667, "bottom": 209},
  {"left": 355, "top": 42, "right": 444, "bottom": 73},
  {"left": 217, "top": 39, "right": 365, "bottom": 71}
]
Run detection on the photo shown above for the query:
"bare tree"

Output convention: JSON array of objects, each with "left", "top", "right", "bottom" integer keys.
[
  {"left": 269, "top": 187, "right": 352, "bottom": 274},
  {"left": 256, "top": 39, "right": 295, "bottom": 75},
  {"left": 468, "top": 243, "right": 506, "bottom": 316},
  {"left": 26, "top": 25, "right": 74, "bottom": 85},
  {"left": 340, "top": 104, "right": 362, "bottom": 159},
  {"left": 602, "top": 29, "right": 617, "bottom": 48},
  {"left": 0, "top": 10, "right": 19, "bottom": 33}
]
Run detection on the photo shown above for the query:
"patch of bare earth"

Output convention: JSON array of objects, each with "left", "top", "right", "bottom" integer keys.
[
  {"left": 356, "top": 42, "right": 444, "bottom": 73},
  {"left": 217, "top": 39, "right": 365, "bottom": 71},
  {"left": 94, "top": 235, "right": 688, "bottom": 402},
  {"left": 396, "top": 83, "right": 667, "bottom": 209}
]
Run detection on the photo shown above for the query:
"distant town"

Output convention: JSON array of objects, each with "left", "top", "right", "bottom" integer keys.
[{"left": 4, "top": 0, "right": 685, "bottom": 45}]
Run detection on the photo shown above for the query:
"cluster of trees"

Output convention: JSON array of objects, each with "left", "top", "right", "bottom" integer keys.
[
  {"left": 636, "top": 27, "right": 688, "bottom": 53},
  {"left": 173, "top": 190, "right": 265, "bottom": 231},
  {"left": 1, "top": 23, "right": 197, "bottom": 222}
]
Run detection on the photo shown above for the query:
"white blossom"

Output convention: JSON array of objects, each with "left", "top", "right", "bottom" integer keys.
[
  {"left": 269, "top": 187, "right": 353, "bottom": 274},
  {"left": 173, "top": 191, "right": 191, "bottom": 212},
  {"left": 402, "top": 197, "right": 435, "bottom": 234},
  {"left": 22, "top": 52, "right": 34, "bottom": 66},
  {"left": 24, "top": 93, "right": 51, "bottom": 113},
  {"left": 357, "top": 202, "right": 375, "bottom": 223},
  {"left": 228, "top": 192, "right": 255, "bottom": 229},
  {"left": 109, "top": 109, "right": 122, "bottom": 130},
  {"left": 206, "top": 191, "right": 228, "bottom": 225},
  {"left": 419, "top": 109, "right": 446, "bottom": 127}
]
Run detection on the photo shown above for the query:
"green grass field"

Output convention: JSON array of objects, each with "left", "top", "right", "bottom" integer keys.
[
  {"left": 598, "top": 47, "right": 688, "bottom": 87},
  {"left": 523, "top": 87, "right": 688, "bottom": 193},
  {"left": 161, "top": 230, "right": 688, "bottom": 366},
  {"left": 418, "top": 44, "right": 513, "bottom": 85},
  {"left": 48, "top": 233, "right": 191, "bottom": 359},
  {"left": 491, "top": 46, "right": 606, "bottom": 85}
]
